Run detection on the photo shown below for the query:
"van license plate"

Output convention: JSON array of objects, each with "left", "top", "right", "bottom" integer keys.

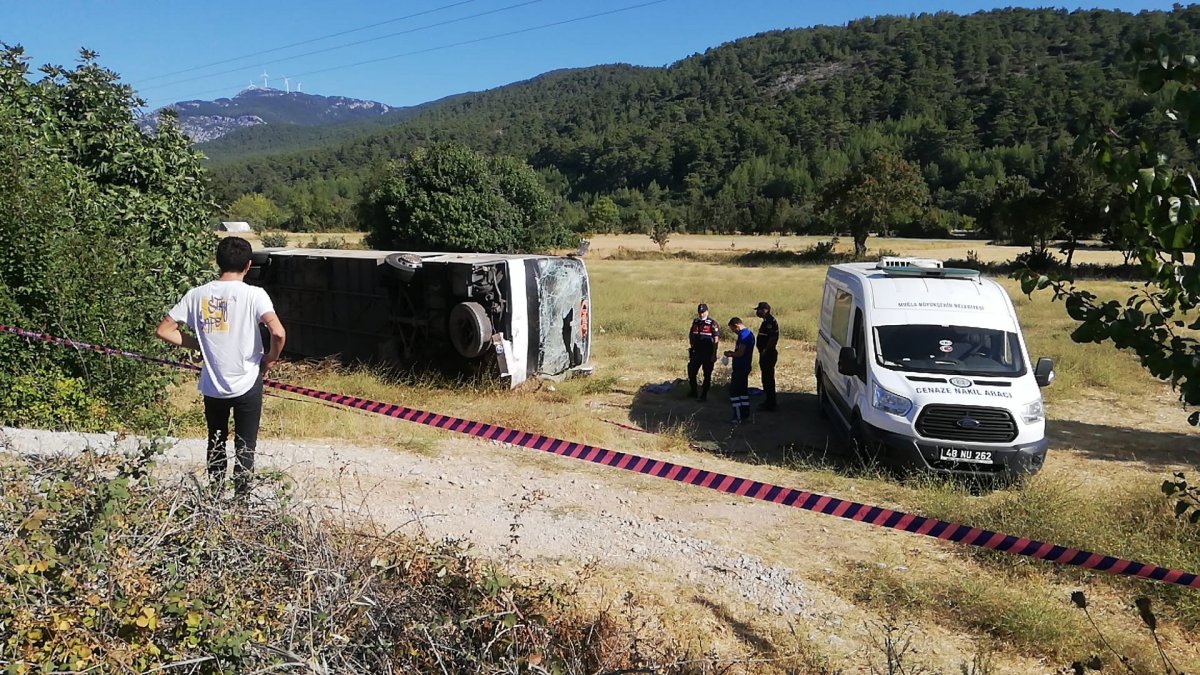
[{"left": 938, "top": 447, "right": 994, "bottom": 464}]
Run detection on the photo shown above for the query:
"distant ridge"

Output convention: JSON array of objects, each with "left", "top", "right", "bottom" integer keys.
[{"left": 137, "top": 87, "right": 397, "bottom": 143}]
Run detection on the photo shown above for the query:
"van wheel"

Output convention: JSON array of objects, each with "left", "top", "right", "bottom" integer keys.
[
  {"left": 849, "top": 414, "right": 878, "bottom": 465},
  {"left": 815, "top": 374, "right": 829, "bottom": 420},
  {"left": 449, "top": 302, "right": 492, "bottom": 359}
]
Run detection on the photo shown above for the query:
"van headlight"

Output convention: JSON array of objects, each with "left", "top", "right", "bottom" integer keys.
[
  {"left": 1021, "top": 398, "right": 1045, "bottom": 424},
  {"left": 872, "top": 382, "right": 913, "bottom": 416}
]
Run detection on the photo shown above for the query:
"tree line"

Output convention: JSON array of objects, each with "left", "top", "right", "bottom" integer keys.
[{"left": 210, "top": 6, "right": 1200, "bottom": 254}]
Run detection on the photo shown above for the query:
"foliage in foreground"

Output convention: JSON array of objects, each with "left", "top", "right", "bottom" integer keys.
[
  {"left": 1066, "top": 591, "right": 1185, "bottom": 675},
  {"left": 1023, "top": 39, "right": 1200, "bottom": 425},
  {"left": 0, "top": 446, "right": 654, "bottom": 674},
  {"left": 0, "top": 45, "right": 216, "bottom": 429}
]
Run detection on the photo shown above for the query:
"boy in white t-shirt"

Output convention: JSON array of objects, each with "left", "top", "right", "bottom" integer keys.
[{"left": 156, "top": 237, "right": 286, "bottom": 493}]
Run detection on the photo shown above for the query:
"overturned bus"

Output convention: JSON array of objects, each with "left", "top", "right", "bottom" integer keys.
[{"left": 247, "top": 248, "right": 592, "bottom": 387}]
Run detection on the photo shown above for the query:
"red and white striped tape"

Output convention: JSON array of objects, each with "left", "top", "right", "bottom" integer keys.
[{"left": 2, "top": 323, "right": 1197, "bottom": 590}]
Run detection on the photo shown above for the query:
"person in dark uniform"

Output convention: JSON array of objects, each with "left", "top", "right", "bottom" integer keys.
[
  {"left": 754, "top": 301, "right": 779, "bottom": 411},
  {"left": 687, "top": 303, "right": 720, "bottom": 401},
  {"left": 724, "top": 317, "right": 755, "bottom": 424}
]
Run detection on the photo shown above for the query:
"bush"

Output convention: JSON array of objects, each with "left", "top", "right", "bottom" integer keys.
[
  {"left": 894, "top": 208, "right": 954, "bottom": 238},
  {"left": 0, "top": 447, "right": 663, "bottom": 674},
  {"left": 304, "top": 236, "right": 347, "bottom": 249},
  {"left": 360, "top": 143, "right": 571, "bottom": 253},
  {"left": 1013, "top": 248, "right": 1062, "bottom": 272},
  {"left": 0, "top": 47, "right": 215, "bottom": 428},
  {"left": 945, "top": 255, "right": 1144, "bottom": 280},
  {"left": 0, "top": 369, "right": 108, "bottom": 431},
  {"left": 259, "top": 232, "right": 289, "bottom": 248},
  {"left": 734, "top": 239, "right": 844, "bottom": 266}
]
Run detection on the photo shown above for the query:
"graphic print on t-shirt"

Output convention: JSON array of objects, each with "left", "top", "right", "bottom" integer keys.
[{"left": 200, "top": 296, "right": 230, "bottom": 334}]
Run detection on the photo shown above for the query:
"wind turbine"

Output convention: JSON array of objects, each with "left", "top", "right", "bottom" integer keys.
[
  {"left": 260, "top": 70, "right": 269, "bottom": 88},
  {"left": 296, "top": 81, "right": 302, "bottom": 93},
  {"left": 282, "top": 76, "right": 290, "bottom": 93}
]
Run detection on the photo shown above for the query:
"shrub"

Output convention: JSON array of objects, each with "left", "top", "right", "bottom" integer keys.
[
  {"left": 1013, "top": 248, "right": 1062, "bottom": 272},
  {"left": 360, "top": 143, "right": 570, "bottom": 253},
  {"left": 733, "top": 239, "right": 845, "bottom": 266},
  {"left": 0, "top": 47, "right": 215, "bottom": 428},
  {"left": 0, "top": 447, "right": 659, "bottom": 674},
  {"left": 0, "top": 369, "right": 108, "bottom": 431},
  {"left": 259, "top": 232, "right": 289, "bottom": 248},
  {"left": 647, "top": 218, "right": 674, "bottom": 251}
]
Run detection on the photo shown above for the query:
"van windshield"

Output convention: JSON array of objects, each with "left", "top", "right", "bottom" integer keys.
[{"left": 874, "top": 324, "right": 1025, "bottom": 377}]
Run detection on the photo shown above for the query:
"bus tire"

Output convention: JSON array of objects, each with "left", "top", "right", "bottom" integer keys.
[{"left": 449, "top": 302, "right": 492, "bottom": 359}]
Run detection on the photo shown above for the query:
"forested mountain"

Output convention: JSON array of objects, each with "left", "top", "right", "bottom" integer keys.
[
  {"left": 139, "top": 87, "right": 401, "bottom": 144},
  {"left": 206, "top": 7, "right": 1200, "bottom": 237},
  {"left": 196, "top": 91, "right": 466, "bottom": 161}
]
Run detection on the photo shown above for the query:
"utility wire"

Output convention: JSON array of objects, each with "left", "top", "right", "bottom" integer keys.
[
  {"left": 159, "top": 0, "right": 669, "bottom": 101},
  {"left": 292, "top": 0, "right": 669, "bottom": 79},
  {"left": 139, "top": 0, "right": 480, "bottom": 83},
  {"left": 140, "top": 0, "right": 544, "bottom": 92}
]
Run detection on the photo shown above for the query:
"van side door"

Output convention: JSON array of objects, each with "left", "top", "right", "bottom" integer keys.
[
  {"left": 846, "top": 306, "right": 868, "bottom": 414},
  {"left": 823, "top": 284, "right": 855, "bottom": 421}
]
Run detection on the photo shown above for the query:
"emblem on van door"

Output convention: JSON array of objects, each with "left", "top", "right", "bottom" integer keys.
[
  {"left": 957, "top": 417, "right": 981, "bottom": 429},
  {"left": 949, "top": 377, "right": 973, "bottom": 388}
]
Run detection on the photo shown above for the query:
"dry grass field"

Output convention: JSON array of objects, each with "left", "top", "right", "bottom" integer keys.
[
  {"left": 242, "top": 230, "right": 368, "bottom": 249},
  {"left": 583, "top": 232, "right": 1137, "bottom": 265},
  {"left": 163, "top": 234, "right": 1200, "bottom": 672}
]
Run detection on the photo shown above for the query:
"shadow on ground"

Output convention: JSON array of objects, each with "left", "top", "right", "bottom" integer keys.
[
  {"left": 627, "top": 382, "right": 859, "bottom": 470},
  {"left": 626, "top": 380, "right": 1200, "bottom": 472},
  {"left": 1047, "top": 419, "right": 1200, "bottom": 468}
]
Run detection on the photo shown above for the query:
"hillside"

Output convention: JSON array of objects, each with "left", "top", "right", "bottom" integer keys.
[
  {"left": 139, "top": 87, "right": 402, "bottom": 144},
  {"left": 197, "top": 91, "right": 469, "bottom": 161},
  {"left": 205, "top": 7, "right": 1200, "bottom": 235}
]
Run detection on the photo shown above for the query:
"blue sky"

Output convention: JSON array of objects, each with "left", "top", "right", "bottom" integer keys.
[{"left": 0, "top": 0, "right": 1181, "bottom": 111}]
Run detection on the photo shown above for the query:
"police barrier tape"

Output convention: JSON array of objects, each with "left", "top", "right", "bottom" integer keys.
[{"left": 2, "top": 323, "right": 1198, "bottom": 591}]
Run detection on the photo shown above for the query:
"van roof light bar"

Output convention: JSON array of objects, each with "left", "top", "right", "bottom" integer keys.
[
  {"left": 876, "top": 256, "right": 979, "bottom": 279},
  {"left": 877, "top": 256, "right": 943, "bottom": 269}
]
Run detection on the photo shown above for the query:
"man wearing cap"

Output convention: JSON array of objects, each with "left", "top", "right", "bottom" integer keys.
[
  {"left": 687, "top": 303, "right": 720, "bottom": 401},
  {"left": 723, "top": 317, "right": 754, "bottom": 424},
  {"left": 754, "top": 301, "right": 779, "bottom": 412}
]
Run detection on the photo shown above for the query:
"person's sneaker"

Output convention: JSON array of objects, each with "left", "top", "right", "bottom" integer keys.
[
  {"left": 698, "top": 394, "right": 707, "bottom": 402},
  {"left": 727, "top": 416, "right": 742, "bottom": 425},
  {"left": 688, "top": 390, "right": 698, "bottom": 399}
]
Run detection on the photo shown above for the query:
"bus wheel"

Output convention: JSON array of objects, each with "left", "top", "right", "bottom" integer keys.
[{"left": 449, "top": 302, "right": 492, "bottom": 359}]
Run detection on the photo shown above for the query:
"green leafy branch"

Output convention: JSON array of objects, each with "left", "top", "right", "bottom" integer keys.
[
  {"left": 1162, "top": 472, "right": 1200, "bottom": 525},
  {"left": 1016, "top": 37, "right": 1200, "bottom": 425}
]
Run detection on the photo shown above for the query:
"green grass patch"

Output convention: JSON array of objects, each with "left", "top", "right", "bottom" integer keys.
[
  {"left": 836, "top": 559, "right": 1169, "bottom": 670},
  {"left": 912, "top": 469, "right": 1200, "bottom": 628}
]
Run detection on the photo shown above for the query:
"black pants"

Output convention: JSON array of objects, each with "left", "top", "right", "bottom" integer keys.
[
  {"left": 759, "top": 349, "right": 778, "bottom": 406},
  {"left": 203, "top": 376, "right": 263, "bottom": 486},
  {"left": 687, "top": 355, "right": 714, "bottom": 398}
]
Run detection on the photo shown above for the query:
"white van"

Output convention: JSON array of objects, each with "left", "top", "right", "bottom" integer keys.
[{"left": 814, "top": 257, "right": 1055, "bottom": 478}]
